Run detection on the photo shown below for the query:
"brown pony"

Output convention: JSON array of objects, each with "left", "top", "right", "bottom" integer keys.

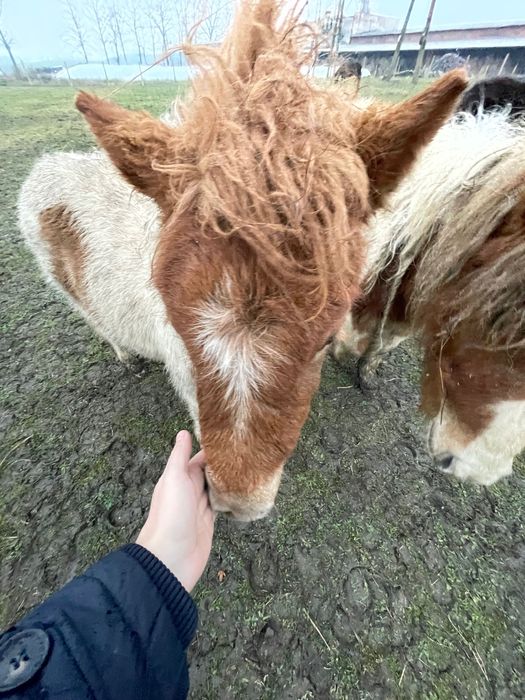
[
  {"left": 335, "top": 111, "right": 525, "bottom": 485},
  {"left": 334, "top": 57, "right": 362, "bottom": 82},
  {"left": 18, "top": 0, "right": 466, "bottom": 519}
]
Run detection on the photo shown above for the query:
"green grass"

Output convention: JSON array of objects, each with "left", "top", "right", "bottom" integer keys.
[
  {"left": 0, "top": 82, "right": 188, "bottom": 161},
  {"left": 359, "top": 75, "right": 433, "bottom": 101}
]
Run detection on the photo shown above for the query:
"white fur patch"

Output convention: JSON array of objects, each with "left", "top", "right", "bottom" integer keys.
[
  {"left": 194, "top": 294, "right": 281, "bottom": 434},
  {"left": 429, "top": 400, "right": 525, "bottom": 485}
]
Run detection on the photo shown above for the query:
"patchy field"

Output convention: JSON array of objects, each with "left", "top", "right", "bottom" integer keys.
[{"left": 1, "top": 80, "right": 524, "bottom": 699}]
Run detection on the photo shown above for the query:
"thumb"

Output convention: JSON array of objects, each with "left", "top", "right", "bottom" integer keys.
[{"left": 164, "top": 430, "right": 193, "bottom": 479}]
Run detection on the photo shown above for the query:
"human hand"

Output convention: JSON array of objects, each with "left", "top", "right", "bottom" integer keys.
[{"left": 137, "top": 430, "right": 215, "bottom": 592}]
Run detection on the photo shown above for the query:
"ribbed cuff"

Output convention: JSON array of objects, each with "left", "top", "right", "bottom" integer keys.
[{"left": 120, "top": 544, "right": 198, "bottom": 649}]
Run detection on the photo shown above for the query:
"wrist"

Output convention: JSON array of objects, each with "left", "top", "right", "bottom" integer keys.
[
  {"left": 135, "top": 536, "right": 195, "bottom": 592},
  {"left": 121, "top": 544, "right": 198, "bottom": 646}
]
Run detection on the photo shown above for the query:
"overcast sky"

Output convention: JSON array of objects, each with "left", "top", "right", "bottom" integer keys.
[{"left": 1, "top": 0, "right": 524, "bottom": 63}]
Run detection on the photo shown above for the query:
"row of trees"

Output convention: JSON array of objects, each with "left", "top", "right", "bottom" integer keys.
[
  {"left": 63, "top": 0, "right": 232, "bottom": 66},
  {"left": 0, "top": 0, "right": 230, "bottom": 76}
]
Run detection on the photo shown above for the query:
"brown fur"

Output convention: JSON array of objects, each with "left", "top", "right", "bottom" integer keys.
[
  {"left": 334, "top": 58, "right": 362, "bottom": 82},
  {"left": 353, "top": 70, "right": 467, "bottom": 208},
  {"left": 353, "top": 256, "right": 414, "bottom": 331},
  {"left": 39, "top": 205, "right": 87, "bottom": 305},
  {"left": 418, "top": 193, "right": 525, "bottom": 426},
  {"left": 420, "top": 326, "right": 525, "bottom": 431},
  {"left": 76, "top": 69, "right": 467, "bottom": 319},
  {"left": 74, "top": 97, "right": 178, "bottom": 211}
]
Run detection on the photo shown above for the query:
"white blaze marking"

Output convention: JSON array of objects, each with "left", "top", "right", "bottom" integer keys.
[{"left": 194, "top": 296, "right": 282, "bottom": 434}]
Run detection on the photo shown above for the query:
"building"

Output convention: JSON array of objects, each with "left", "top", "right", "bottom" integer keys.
[
  {"left": 317, "top": 9, "right": 398, "bottom": 50},
  {"left": 319, "top": 20, "right": 525, "bottom": 76},
  {"left": 342, "top": 11, "right": 399, "bottom": 38}
]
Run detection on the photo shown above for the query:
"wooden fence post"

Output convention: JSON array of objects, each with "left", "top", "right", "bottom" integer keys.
[{"left": 498, "top": 53, "right": 510, "bottom": 76}]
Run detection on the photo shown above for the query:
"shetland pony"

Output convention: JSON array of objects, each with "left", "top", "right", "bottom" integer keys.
[
  {"left": 18, "top": 0, "right": 466, "bottom": 520},
  {"left": 334, "top": 57, "right": 362, "bottom": 82},
  {"left": 335, "top": 111, "right": 525, "bottom": 486}
]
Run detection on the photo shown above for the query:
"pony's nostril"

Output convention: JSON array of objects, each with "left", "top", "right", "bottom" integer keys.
[{"left": 435, "top": 453, "right": 454, "bottom": 472}]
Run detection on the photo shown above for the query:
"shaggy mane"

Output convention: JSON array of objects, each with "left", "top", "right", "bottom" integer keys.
[
  {"left": 365, "top": 111, "right": 525, "bottom": 348},
  {"left": 154, "top": 0, "right": 365, "bottom": 312}
]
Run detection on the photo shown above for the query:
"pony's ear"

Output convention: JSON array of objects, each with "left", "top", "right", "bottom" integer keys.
[
  {"left": 355, "top": 70, "right": 468, "bottom": 208},
  {"left": 76, "top": 92, "right": 175, "bottom": 207}
]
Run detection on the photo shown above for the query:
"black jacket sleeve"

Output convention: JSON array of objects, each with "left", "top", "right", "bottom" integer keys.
[{"left": 0, "top": 544, "right": 197, "bottom": 700}]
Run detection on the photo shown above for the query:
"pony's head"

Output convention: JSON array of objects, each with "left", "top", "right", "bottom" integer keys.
[
  {"left": 422, "top": 333, "right": 525, "bottom": 486},
  {"left": 76, "top": 0, "right": 466, "bottom": 519},
  {"left": 419, "top": 185, "right": 525, "bottom": 485}
]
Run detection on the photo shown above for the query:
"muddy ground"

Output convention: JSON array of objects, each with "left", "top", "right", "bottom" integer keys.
[{"left": 1, "top": 81, "right": 524, "bottom": 699}]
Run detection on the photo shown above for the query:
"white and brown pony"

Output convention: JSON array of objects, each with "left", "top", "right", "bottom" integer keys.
[
  {"left": 335, "top": 111, "right": 525, "bottom": 486},
  {"left": 18, "top": 0, "right": 466, "bottom": 520}
]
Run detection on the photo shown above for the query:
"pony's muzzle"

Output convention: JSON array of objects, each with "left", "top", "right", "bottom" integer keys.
[
  {"left": 433, "top": 452, "right": 454, "bottom": 473},
  {"left": 208, "top": 488, "right": 275, "bottom": 521},
  {"left": 205, "top": 465, "right": 283, "bottom": 522}
]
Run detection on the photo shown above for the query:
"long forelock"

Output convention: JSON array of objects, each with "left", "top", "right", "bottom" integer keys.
[
  {"left": 154, "top": 0, "right": 364, "bottom": 312},
  {"left": 364, "top": 111, "right": 525, "bottom": 348}
]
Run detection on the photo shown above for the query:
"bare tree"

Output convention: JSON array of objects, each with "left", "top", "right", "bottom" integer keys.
[
  {"left": 63, "top": 0, "right": 90, "bottom": 63},
  {"left": 173, "top": 0, "right": 194, "bottom": 44},
  {"left": 107, "top": 1, "right": 127, "bottom": 64},
  {"left": 86, "top": 0, "right": 110, "bottom": 64},
  {"left": 107, "top": 8, "right": 120, "bottom": 63},
  {"left": 115, "top": 9, "right": 128, "bottom": 63},
  {"left": 172, "top": 0, "right": 230, "bottom": 47},
  {"left": 148, "top": 0, "right": 174, "bottom": 64},
  {"left": 126, "top": 0, "right": 146, "bottom": 64},
  {"left": 194, "top": 0, "right": 231, "bottom": 44},
  {"left": 0, "top": 0, "right": 21, "bottom": 78},
  {"left": 148, "top": 16, "right": 156, "bottom": 60}
]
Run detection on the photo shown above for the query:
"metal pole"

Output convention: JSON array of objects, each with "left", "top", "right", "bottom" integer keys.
[
  {"left": 413, "top": 0, "right": 437, "bottom": 83},
  {"left": 386, "top": 0, "right": 416, "bottom": 81}
]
